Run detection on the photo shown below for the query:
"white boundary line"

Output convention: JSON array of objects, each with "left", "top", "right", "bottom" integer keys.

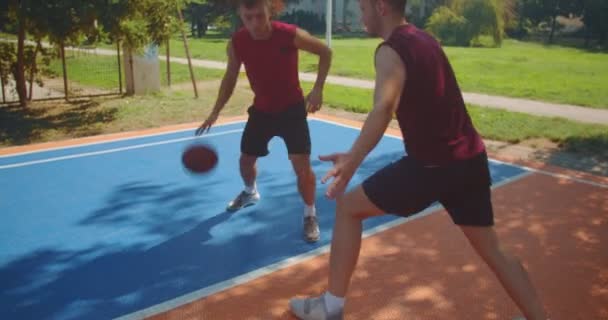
[
  {"left": 5, "top": 116, "right": 604, "bottom": 188},
  {"left": 487, "top": 157, "right": 608, "bottom": 189},
  {"left": 0, "top": 129, "right": 243, "bottom": 169},
  {"left": 312, "top": 118, "right": 608, "bottom": 189},
  {"left": 114, "top": 170, "right": 532, "bottom": 320},
  {"left": 0, "top": 120, "right": 246, "bottom": 159}
]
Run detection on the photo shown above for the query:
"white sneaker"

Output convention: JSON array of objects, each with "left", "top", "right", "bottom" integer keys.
[
  {"left": 289, "top": 295, "right": 343, "bottom": 320},
  {"left": 226, "top": 190, "right": 260, "bottom": 212},
  {"left": 303, "top": 216, "right": 320, "bottom": 242}
]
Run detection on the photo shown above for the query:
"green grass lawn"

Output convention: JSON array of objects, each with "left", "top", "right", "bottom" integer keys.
[
  {"left": 3, "top": 80, "right": 607, "bottom": 159},
  {"left": 301, "top": 81, "right": 608, "bottom": 157},
  {"left": 5, "top": 31, "right": 607, "bottom": 108},
  {"left": 48, "top": 54, "right": 225, "bottom": 89},
  {"left": 162, "top": 35, "right": 608, "bottom": 109},
  {"left": 2, "top": 80, "right": 607, "bottom": 161},
  {"left": 4, "top": 27, "right": 608, "bottom": 108}
]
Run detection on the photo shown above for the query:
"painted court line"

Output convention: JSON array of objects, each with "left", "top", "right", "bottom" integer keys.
[
  {"left": 0, "top": 119, "right": 246, "bottom": 159},
  {"left": 489, "top": 158, "right": 608, "bottom": 189},
  {"left": 114, "top": 170, "right": 532, "bottom": 320},
  {"left": 312, "top": 118, "right": 608, "bottom": 189},
  {"left": 0, "top": 129, "right": 243, "bottom": 170}
]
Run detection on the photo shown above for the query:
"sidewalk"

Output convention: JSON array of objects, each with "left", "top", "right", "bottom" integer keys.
[{"left": 131, "top": 50, "right": 608, "bottom": 125}]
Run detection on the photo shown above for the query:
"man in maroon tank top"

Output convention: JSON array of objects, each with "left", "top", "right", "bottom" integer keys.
[
  {"left": 196, "top": 0, "right": 332, "bottom": 243},
  {"left": 289, "top": 1, "right": 549, "bottom": 319}
]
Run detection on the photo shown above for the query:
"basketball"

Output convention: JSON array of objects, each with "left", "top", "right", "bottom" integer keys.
[{"left": 182, "top": 143, "right": 218, "bottom": 174}]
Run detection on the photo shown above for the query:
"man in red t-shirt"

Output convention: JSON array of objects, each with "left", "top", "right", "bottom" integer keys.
[
  {"left": 289, "top": 1, "right": 549, "bottom": 319},
  {"left": 196, "top": 0, "right": 332, "bottom": 243}
]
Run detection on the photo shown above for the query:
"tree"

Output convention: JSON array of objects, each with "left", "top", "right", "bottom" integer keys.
[
  {"left": 517, "top": 0, "right": 582, "bottom": 43},
  {"left": 0, "top": 0, "right": 31, "bottom": 106},
  {"left": 545, "top": 0, "right": 581, "bottom": 43},
  {"left": 581, "top": 0, "right": 608, "bottom": 46},
  {"left": 186, "top": 0, "right": 231, "bottom": 37},
  {"left": 97, "top": 0, "right": 201, "bottom": 95},
  {"left": 518, "top": 0, "right": 546, "bottom": 26},
  {"left": 426, "top": 0, "right": 509, "bottom": 46},
  {"left": 33, "top": 1, "right": 99, "bottom": 100},
  {"left": 450, "top": 0, "right": 510, "bottom": 46},
  {"left": 426, "top": 6, "right": 471, "bottom": 46},
  {"left": 408, "top": 0, "right": 447, "bottom": 27},
  {"left": 0, "top": 0, "right": 10, "bottom": 31},
  {"left": 2, "top": 0, "right": 100, "bottom": 105}
]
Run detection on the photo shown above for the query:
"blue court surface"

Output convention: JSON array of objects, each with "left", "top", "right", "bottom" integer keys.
[{"left": 0, "top": 119, "right": 527, "bottom": 320}]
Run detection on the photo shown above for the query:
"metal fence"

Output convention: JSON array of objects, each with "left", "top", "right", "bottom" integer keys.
[{"left": 1, "top": 42, "right": 123, "bottom": 104}]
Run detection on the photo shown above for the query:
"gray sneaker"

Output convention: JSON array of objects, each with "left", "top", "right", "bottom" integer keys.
[
  {"left": 226, "top": 190, "right": 260, "bottom": 212},
  {"left": 303, "top": 216, "right": 320, "bottom": 243},
  {"left": 289, "top": 295, "right": 343, "bottom": 320}
]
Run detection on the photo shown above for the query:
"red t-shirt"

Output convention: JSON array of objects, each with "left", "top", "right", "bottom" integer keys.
[
  {"left": 232, "top": 21, "right": 304, "bottom": 113},
  {"left": 382, "top": 24, "right": 485, "bottom": 165}
]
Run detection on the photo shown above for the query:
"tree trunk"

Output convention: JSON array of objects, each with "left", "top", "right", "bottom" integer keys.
[
  {"left": 124, "top": 46, "right": 135, "bottom": 95},
  {"left": 15, "top": 0, "right": 28, "bottom": 107},
  {"left": 166, "top": 39, "right": 171, "bottom": 87},
  {"left": 584, "top": 26, "right": 591, "bottom": 47},
  {"left": 196, "top": 19, "right": 208, "bottom": 37},
  {"left": 117, "top": 41, "right": 123, "bottom": 94},
  {"left": 1, "top": 68, "right": 5, "bottom": 104},
  {"left": 28, "top": 41, "right": 42, "bottom": 101},
  {"left": 177, "top": 7, "right": 198, "bottom": 98},
  {"left": 60, "top": 40, "right": 69, "bottom": 101},
  {"left": 548, "top": 13, "right": 558, "bottom": 44},
  {"left": 332, "top": 0, "right": 337, "bottom": 31},
  {"left": 342, "top": 0, "right": 350, "bottom": 31}
]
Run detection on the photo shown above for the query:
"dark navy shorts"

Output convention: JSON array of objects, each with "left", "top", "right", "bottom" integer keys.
[
  {"left": 362, "top": 152, "right": 494, "bottom": 226},
  {"left": 241, "top": 102, "right": 311, "bottom": 157}
]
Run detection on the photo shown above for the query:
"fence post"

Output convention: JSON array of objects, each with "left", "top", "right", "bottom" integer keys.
[
  {"left": 166, "top": 38, "right": 171, "bottom": 87},
  {"left": 117, "top": 42, "right": 123, "bottom": 94},
  {"left": 177, "top": 6, "right": 198, "bottom": 98},
  {"left": 0, "top": 70, "right": 5, "bottom": 104},
  {"left": 60, "top": 41, "right": 69, "bottom": 101}
]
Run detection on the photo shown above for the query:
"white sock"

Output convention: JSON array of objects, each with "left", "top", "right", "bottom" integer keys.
[
  {"left": 244, "top": 182, "right": 257, "bottom": 194},
  {"left": 304, "top": 205, "right": 316, "bottom": 217},
  {"left": 323, "top": 291, "right": 345, "bottom": 314}
]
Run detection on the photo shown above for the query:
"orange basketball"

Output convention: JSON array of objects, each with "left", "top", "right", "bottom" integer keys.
[{"left": 182, "top": 144, "right": 218, "bottom": 174}]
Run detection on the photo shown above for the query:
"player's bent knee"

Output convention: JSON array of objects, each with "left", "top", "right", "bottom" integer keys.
[
  {"left": 336, "top": 196, "right": 368, "bottom": 220},
  {"left": 294, "top": 166, "right": 314, "bottom": 180}
]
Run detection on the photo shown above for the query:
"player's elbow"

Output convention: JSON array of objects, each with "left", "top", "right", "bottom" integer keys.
[
  {"left": 315, "top": 45, "right": 332, "bottom": 62},
  {"left": 374, "top": 102, "right": 397, "bottom": 117},
  {"left": 323, "top": 47, "right": 333, "bottom": 61}
]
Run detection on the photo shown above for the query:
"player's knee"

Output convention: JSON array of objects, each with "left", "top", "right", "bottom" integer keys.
[
  {"left": 336, "top": 196, "right": 366, "bottom": 220},
  {"left": 294, "top": 166, "right": 314, "bottom": 180}
]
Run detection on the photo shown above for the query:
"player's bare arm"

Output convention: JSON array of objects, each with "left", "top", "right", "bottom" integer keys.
[
  {"left": 294, "top": 28, "right": 332, "bottom": 113},
  {"left": 196, "top": 41, "right": 242, "bottom": 135},
  {"left": 320, "top": 44, "right": 406, "bottom": 199}
]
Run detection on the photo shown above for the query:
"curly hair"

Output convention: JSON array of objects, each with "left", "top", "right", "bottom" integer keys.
[{"left": 235, "top": 0, "right": 285, "bottom": 14}]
